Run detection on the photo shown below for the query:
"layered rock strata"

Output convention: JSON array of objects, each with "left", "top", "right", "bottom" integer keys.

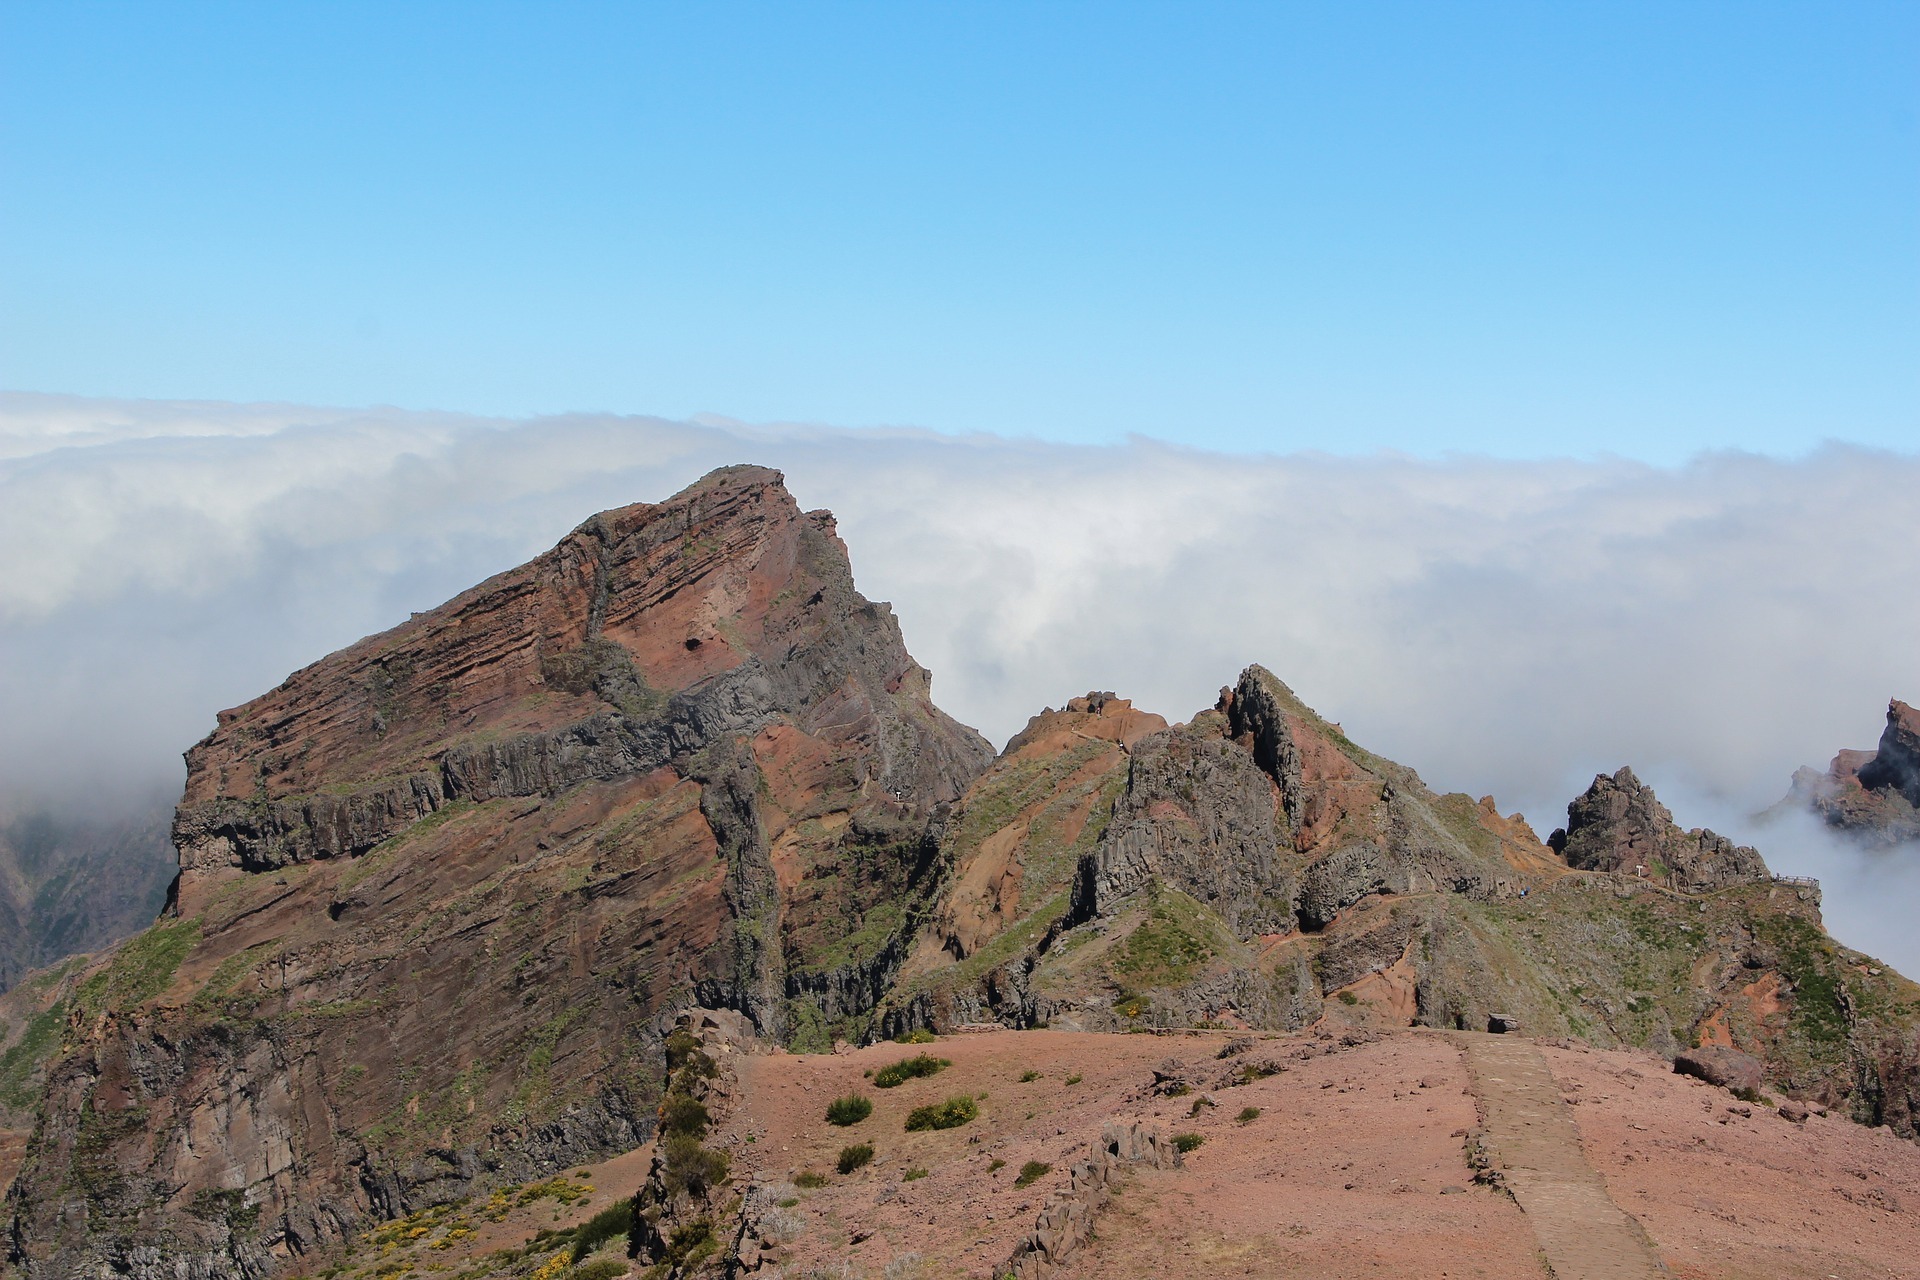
[{"left": 3, "top": 467, "right": 989, "bottom": 1279}]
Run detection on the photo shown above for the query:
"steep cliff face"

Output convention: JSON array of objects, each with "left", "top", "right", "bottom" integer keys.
[
  {"left": 1784, "top": 700, "right": 1920, "bottom": 845},
  {"left": 3, "top": 466, "right": 989, "bottom": 1279}
]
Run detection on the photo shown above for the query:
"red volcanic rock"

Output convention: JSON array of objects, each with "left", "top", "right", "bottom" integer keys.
[{"left": 6, "top": 466, "right": 991, "bottom": 1278}]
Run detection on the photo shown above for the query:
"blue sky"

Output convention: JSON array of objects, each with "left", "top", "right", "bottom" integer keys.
[{"left": 2, "top": 1, "right": 1914, "bottom": 460}]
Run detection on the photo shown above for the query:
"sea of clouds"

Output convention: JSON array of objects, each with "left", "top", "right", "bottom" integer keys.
[{"left": 3, "top": 391, "right": 1916, "bottom": 968}]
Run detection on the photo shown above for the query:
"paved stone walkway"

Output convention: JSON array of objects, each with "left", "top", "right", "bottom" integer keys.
[{"left": 1458, "top": 1034, "right": 1668, "bottom": 1280}]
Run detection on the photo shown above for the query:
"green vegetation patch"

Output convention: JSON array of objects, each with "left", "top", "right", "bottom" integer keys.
[
  {"left": 568, "top": 1201, "right": 633, "bottom": 1263},
  {"left": 1431, "top": 793, "right": 1499, "bottom": 859},
  {"left": 650, "top": 1215, "right": 717, "bottom": 1275},
  {"left": 0, "top": 998, "right": 67, "bottom": 1110},
  {"left": 75, "top": 919, "right": 201, "bottom": 1018},
  {"left": 873, "top": 1053, "right": 950, "bottom": 1088},
  {"left": 793, "top": 1170, "right": 829, "bottom": 1189},
  {"left": 836, "top": 1143, "right": 875, "bottom": 1174},
  {"left": 825, "top": 1094, "right": 873, "bottom": 1126},
  {"left": 1111, "top": 887, "right": 1226, "bottom": 989},
  {"left": 904, "top": 1095, "right": 978, "bottom": 1131},
  {"left": 1013, "top": 1160, "right": 1051, "bottom": 1189},
  {"left": 573, "top": 1260, "right": 629, "bottom": 1280},
  {"left": 1756, "top": 913, "right": 1849, "bottom": 1048},
  {"left": 1172, "top": 1132, "right": 1205, "bottom": 1153},
  {"left": 660, "top": 1133, "right": 729, "bottom": 1200},
  {"left": 660, "top": 1093, "right": 711, "bottom": 1139}
]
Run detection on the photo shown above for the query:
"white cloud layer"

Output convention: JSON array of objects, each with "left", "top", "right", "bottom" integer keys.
[{"left": 3, "top": 392, "right": 1915, "bottom": 965}]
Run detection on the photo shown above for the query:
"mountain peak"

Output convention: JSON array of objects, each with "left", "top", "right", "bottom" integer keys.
[{"left": 1780, "top": 696, "right": 1920, "bottom": 846}]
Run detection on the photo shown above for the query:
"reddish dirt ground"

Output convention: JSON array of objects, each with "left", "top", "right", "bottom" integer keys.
[
  {"left": 719, "top": 1029, "right": 1920, "bottom": 1280},
  {"left": 724, "top": 1029, "right": 1539, "bottom": 1279},
  {"left": 286, "top": 1026, "right": 1920, "bottom": 1279},
  {"left": 1545, "top": 1040, "right": 1920, "bottom": 1280}
]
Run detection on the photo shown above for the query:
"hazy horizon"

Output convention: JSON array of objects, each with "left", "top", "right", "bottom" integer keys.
[{"left": 4, "top": 390, "right": 1916, "bottom": 970}]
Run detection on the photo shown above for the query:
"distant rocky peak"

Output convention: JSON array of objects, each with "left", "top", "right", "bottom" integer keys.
[
  {"left": 1779, "top": 698, "right": 1920, "bottom": 847},
  {"left": 1550, "top": 766, "right": 1767, "bottom": 891},
  {"left": 1858, "top": 700, "right": 1920, "bottom": 808}
]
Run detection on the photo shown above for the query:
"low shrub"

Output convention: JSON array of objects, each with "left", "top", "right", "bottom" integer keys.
[
  {"left": 659, "top": 1093, "right": 711, "bottom": 1139},
  {"left": 660, "top": 1134, "right": 730, "bottom": 1200},
  {"left": 873, "top": 1054, "right": 950, "bottom": 1089},
  {"left": 987, "top": 1157, "right": 1006, "bottom": 1172},
  {"left": 894, "top": 1028, "right": 937, "bottom": 1044},
  {"left": 1013, "top": 1160, "right": 1051, "bottom": 1189},
  {"left": 657, "top": 1216, "right": 716, "bottom": 1271},
  {"left": 792, "top": 1171, "right": 829, "bottom": 1189},
  {"left": 1063, "top": 1074, "right": 1082, "bottom": 1086},
  {"left": 568, "top": 1201, "right": 633, "bottom": 1262},
  {"left": 825, "top": 1094, "right": 873, "bottom": 1126},
  {"left": 903, "top": 1167, "right": 929, "bottom": 1181},
  {"left": 571, "top": 1261, "right": 626, "bottom": 1280},
  {"left": 904, "top": 1096, "right": 978, "bottom": 1131},
  {"left": 1187, "top": 1097, "right": 1215, "bottom": 1118},
  {"left": 1172, "top": 1133, "right": 1205, "bottom": 1153},
  {"left": 1336, "top": 990, "right": 1360, "bottom": 1006},
  {"left": 1019, "top": 1070, "right": 1040, "bottom": 1082},
  {"left": 1235, "top": 1106, "right": 1261, "bottom": 1124},
  {"left": 837, "top": 1144, "right": 875, "bottom": 1174}
]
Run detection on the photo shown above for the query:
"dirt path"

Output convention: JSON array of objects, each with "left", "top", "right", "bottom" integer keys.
[{"left": 1460, "top": 1033, "right": 1667, "bottom": 1280}]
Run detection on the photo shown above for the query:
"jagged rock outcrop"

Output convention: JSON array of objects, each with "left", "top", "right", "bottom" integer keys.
[
  {"left": 1859, "top": 700, "right": 1920, "bottom": 808},
  {"left": 887, "top": 667, "right": 1920, "bottom": 1150},
  {"left": 1783, "top": 700, "right": 1920, "bottom": 846},
  {"left": 1071, "top": 667, "right": 1500, "bottom": 938},
  {"left": 1001, "top": 1122, "right": 1181, "bottom": 1279},
  {"left": 1072, "top": 715, "right": 1292, "bottom": 934},
  {"left": 631, "top": 1010, "right": 754, "bottom": 1279},
  {"left": 4, "top": 467, "right": 990, "bottom": 1279},
  {"left": 891, "top": 665, "right": 1547, "bottom": 1038},
  {"left": 1549, "top": 766, "right": 1768, "bottom": 891}
]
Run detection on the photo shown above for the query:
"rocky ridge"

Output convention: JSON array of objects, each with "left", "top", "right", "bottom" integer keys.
[{"left": 4, "top": 467, "right": 1920, "bottom": 1280}]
